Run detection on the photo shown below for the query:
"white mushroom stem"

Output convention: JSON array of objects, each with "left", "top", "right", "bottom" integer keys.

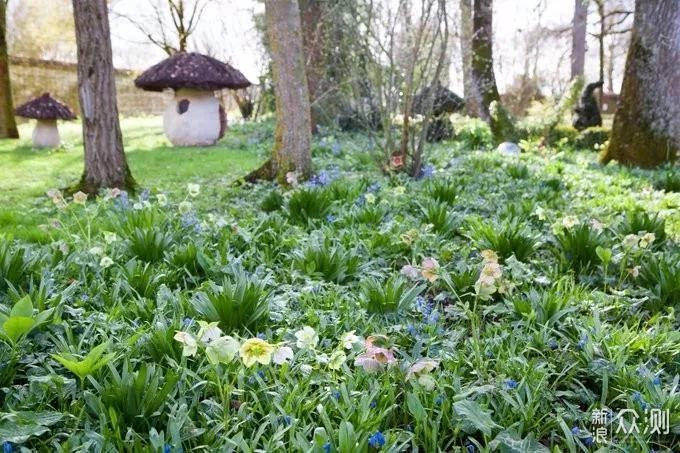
[
  {"left": 163, "top": 88, "right": 223, "bottom": 146},
  {"left": 32, "top": 119, "right": 60, "bottom": 148}
]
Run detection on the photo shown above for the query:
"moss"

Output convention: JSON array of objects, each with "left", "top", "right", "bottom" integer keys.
[
  {"left": 574, "top": 127, "right": 610, "bottom": 151},
  {"left": 489, "top": 101, "right": 519, "bottom": 144}
]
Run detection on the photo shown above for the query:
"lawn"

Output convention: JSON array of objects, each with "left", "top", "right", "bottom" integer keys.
[
  {"left": 1, "top": 118, "right": 679, "bottom": 451},
  {"left": 0, "top": 116, "right": 266, "bottom": 241}
]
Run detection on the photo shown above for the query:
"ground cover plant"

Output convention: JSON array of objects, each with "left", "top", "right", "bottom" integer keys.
[{"left": 0, "top": 118, "right": 679, "bottom": 451}]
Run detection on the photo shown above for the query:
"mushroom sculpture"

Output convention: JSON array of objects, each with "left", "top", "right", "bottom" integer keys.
[
  {"left": 134, "top": 52, "right": 251, "bottom": 146},
  {"left": 14, "top": 93, "right": 77, "bottom": 148}
]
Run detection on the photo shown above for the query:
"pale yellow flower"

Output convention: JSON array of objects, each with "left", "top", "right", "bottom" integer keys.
[
  {"left": 480, "top": 262, "right": 502, "bottom": 280},
  {"left": 179, "top": 201, "right": 192, "bottom": 214},
  {"left": 187, "top": 183, "right": 201, "bottom": 197},
  {"left": 622, "top": 234, "right": 639, "bottom": 250},
  {"left": 240, "top": 338, "right": 275, "bottom": 367},
  {"left": 562, "top": 216, "right": 580, "bottom": 229},
  {"left": 365, "top": 193, "right": 376, "bottom": 205},
  {"left": 328, "top": 350, "right": 347, "bottom": 370},
  {"left": 73, "top": 191, "right": 88, "bottom": 205},
  {"left": 393, "top": 186, "right": 406, "bottom": 195},
  {"left": 340, "top": 331, "right": 360, "bottom": 349},
  {"left": 639, "top": 232, "right": 655, "bottom": 249},
  {"left": 99, "top": 256, "right": 114, "bottom": 268},
  {"left": 103, "top": 231, "right": 118, "bottom": 244},
  {"left": 174, "top": 331, "right": 198, "bottom": 357},
  {"left": 480, "top": 249, "right": 499, "bottom": 264},
  {"left": 156, "top": 193, "right": 168, "bottom": 206}
]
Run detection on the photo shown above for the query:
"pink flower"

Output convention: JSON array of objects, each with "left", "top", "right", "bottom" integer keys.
[
  {"left": 400, "top": 264, "right": 420, "bottom": 280},
  {"left": 355, "top": 335, "right": 396, "bottom": 372},
  {"left": 391, "top": 154, "right": 404, "bottom": 168},
  {"left": 421, "top": 257, "right": 440, "bottom": 282},
  {"left": 406, "top": 358, "right": 439, "bottom": 381}
]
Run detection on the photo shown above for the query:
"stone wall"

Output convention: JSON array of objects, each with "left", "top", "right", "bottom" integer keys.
[{"left": 9, "top": 56, "right": 169, "bottom": 119}]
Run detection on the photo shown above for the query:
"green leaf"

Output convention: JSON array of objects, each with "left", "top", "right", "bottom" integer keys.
[
  {"left": 2, "top": 316, "right": 35, "bottom": 343},
  {"left": 10, "top": 296, "right": 33, "bottom": 318},
  {"left": 0, "top": 410, "right": 64, "bottom": 443},
  {"left": 406, "top": 392, "right": 425, "bottom": 422},
  {"left": 490, "top": 430, "right": 550, "bottom": 452},
  {"left": 454, "top": 399, "right": 500, "bottom": 436},
  {"left": 52, "top": 342, "right": 115, "bottom": 380}
]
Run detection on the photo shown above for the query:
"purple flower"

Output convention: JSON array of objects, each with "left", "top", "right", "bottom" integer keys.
[
  {"left": 504, "top": 379, "right": 518, "bottom": 390},
  {"left": 418, "top": 164, "right": 436, "bottom": 179},
  {"left": 368, "top": 431, "right": 385, "bottom": 449},
  {"left": 367, "top": 182, "right": 381, "bottom": 194},
  {"left": 577, "top": 335, "right": 587, "bottom": 350},
  {"left": 326, "top": 214, "right": 337, "bottom": 223}
]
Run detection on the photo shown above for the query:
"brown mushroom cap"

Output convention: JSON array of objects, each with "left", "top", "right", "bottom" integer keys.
[
  {"left": 15, "top": 93, "right": 77, "bottom": 121},
  {"left": 134, "top": 52, "right": 252, "bottom": 92}
]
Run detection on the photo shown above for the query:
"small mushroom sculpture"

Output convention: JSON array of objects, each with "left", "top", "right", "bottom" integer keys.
[
  {"left": 14, "top": 93, "right": 77, "bottom": 148},
  {"left": 134, "top": 52, "right": 251, "bottom": 146}
]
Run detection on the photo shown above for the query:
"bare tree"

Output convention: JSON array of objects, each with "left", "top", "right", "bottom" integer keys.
[
  {"left": 470, "top": 0, "right": 500, "bottom": 122},
  {"left": 571, "top": 0, "right": 588, "bottom": 79},
  {"left": 73, "top": 0, "right": 135, "bottom": 193},
  {"left": 114, "top": 0, "right": 214, "bottom": 55},
  {"left": 247, "top": 0, "right": 312, "bottom": 184},
  {"left": 600, "top": 0, "right": 679, "bottom": 168},
  {"left": 0, "top": 0, "right": 18, "bottom": 139}
]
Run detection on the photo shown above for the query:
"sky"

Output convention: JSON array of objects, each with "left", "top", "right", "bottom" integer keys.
[{"left": 108, "top": 0, "right": 630, "bottom": 96}]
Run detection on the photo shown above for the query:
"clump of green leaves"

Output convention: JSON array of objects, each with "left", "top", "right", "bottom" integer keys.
[
  {"left": 127, "top": 227, "right": 173, "bottom": 263},
  {"left": 288, "top": 187, "right": 333, "bottom": 224},
  {"left": 294, "top": 239, "right": 361, "bottom": 284},
  {"left": 553, "top": 223, "right": 606, "bottom": 272},
  {"left": 617, "top": 209, "right": 667, "bottom": 245},
  {"left": 469, "top": 217, "right": 538, "bottom": 262},
  {"left": 52, "top": 341, "right": 116, "bottom": 381},
  {"left": 360, "top": 275, "right": 423, "bottom": 314}
]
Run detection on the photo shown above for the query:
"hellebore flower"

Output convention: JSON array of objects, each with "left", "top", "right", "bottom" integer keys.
[
  {"left": 240, "top": 338, "right": 275, "bottom": 368},
  {"left": 421, "top": 257, "right": 440, "bottom": 282},
  {"left": 173, "top": 331, "right": 198, "bottom": 357},
  {"left": 273, "top": 346, "right": 294, "bottom": 365},
  {"left": 295, "top": 326, "right": 319, "bottom": 349},
  {"left": 206, "top": 336, "right": 240, "bottom": 364}
]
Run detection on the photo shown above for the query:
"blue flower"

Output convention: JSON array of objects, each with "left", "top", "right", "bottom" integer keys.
[
  {"left": 504, "top": 379, "right": 518, "bottom": 390},
  {"left": 331, "top": 390, "right": 341, "bottom": 400},
  {"left": 308, "top": 171, "right": 333, "bottom": 187},
  {"left": 369, "top": 400, "right": 377, "bottom": 409},
  {"left": 571, "top": 426, "right": 580, "bottom": 435},
  {"left": 485, "top": 350, "right": 494, "bottom": 359},
  {"left": 181, "top": 317, "right": 194, "bottom": 328},
  {"left": 406, "top": 324, "right": 419, "bottom": 337},
  {"left": 415, "top": 296, "right": 432, "bottom": 316},
  {"left": 577, "top": 335, "right": 587, "bottom": 350},
  {"left": 368, "top": 431, "right": 385, "bottom": 449},
  {"left": 435, "top": 394, "right": 444, "bottom": 405},
  {"left": 426, "top": 310, "right": 440, "bottom": 325},
  {"left": 140, "top": 189, "right": 150, "bottom": 201},
  {"left": 418, "top": 164, "right": 436, "bottom": 179},
  {"left": 278, "top": 415, "right": 292, "bottom": 426},
  {"left": 582, "top": 436, "right": 593, "bottom": 447},
  {"left": 331, "top": 142, "right": 341, "bottom": 155},
  {"left": 465, "top": 441, "right": 475, "bottom": 453},
  {"left": 257, "top": 370, "right": 266, "bottom": 379},
  {"left": 367, "top": 182, "right": 381, "bottom": 194},
  {"left": 163, "top": 444, "right": 172, "bottom": 453},
  {"left": 323, "top": 442, "right": 332, "bottom": 453},
  {"left": 326, "top": 214, "right": 336, "bottom": 223},
  {"left": 651, "top": 375, "right": 661, "bottom": 385},
  {"left": 3, "top": 442, "right": 13, "bottom": 453},
  {"left": 257, "top": 332, "right": 266, "bottom": 340}
]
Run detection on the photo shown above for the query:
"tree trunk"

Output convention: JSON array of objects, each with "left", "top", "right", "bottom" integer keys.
[
  {"left": 263, "top": 0, "right": 312, "bottom": 183},
  {"left": 600, "top": 0, "right": 679, "bottom": 168},
  {"left": 0, "top": 0, "right": 19, "bottom": 139},
  {"left": 471, "top": 0, "right": 500, "bottom": 122},
  {"left": 570, "top": 0, "right": 588, "bottom": 79},
  {"left": 299, "top": 0, "right": 325, "bottom": 133},
  {"left": 460, "top": 0, "right": 484, "bottom": 118},
  {"left": 72, "top": 0, "right": 135, "bottom": 193}
]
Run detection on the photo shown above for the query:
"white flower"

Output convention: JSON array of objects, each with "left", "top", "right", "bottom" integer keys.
[
  {"left": 156, "top": 193, "right": 168, "bottom": 206},
  {"left": 622, "top": 234, "right": 639, "bottom": 250},
  {"left": 206, "top": 336, "right": 240, "bottom": 364},
  {"left": 197, "top": 321, "right": 222, "bottom": 343},
  {"left": 316, "top": 353, "right": 329, "bottom": 365},
  {"left": 89, "top": 246, "right": 103, "bottom": 256},
  {"left": 133, "top": 202, "right": 143, "bottom": 210},
  {"left": 286, "top": 171, "right": 299, "bottom": 187},
  {"left": 300, "top": 364, "right": 313, "bottom": 376},
  {"left": 639, "top": 232, "right": 655, "bottom": 249},
  {"left": 174, "top": 331, "right": 198, "bottom": 357},
  {"left": 273, "top": 346, "right": 294, "bottom": 365},
  {"left": 340, "top": 331, "right": 360, "bottom": 349},
  {"left": 179, "top": 201, "right": 192, "bottom": 214},
  {"left": 99, "top": 256, "right": 114, "bottom": 268},
  {"left": 562, "top": 216, "right": 580, "bottom": 229},
  {"left": 73, "top": 191, "right": 88, "bottom": 205},
  {"left": 103, "top": 231, "right": 118, "bottom": 244},
  {"left": 187, "top": 183, "right": 201, "bottom": 197},
  {"left": 295, "top": 326, "right": 319, "bottom": 349}
]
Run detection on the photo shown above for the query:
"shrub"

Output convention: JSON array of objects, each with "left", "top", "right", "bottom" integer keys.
[
  {"left": 352, "top": 203, "right": 389, "bottom": 226},
  {"left": 553, "top": 224, "right": 606, "bottom": 272},
  {"left": 425, "top": 178, "right": 459, "bottom": 205},
  {"left": 653, "top": 169, "right": 680, "bottom": 193},
  {"left": 574, "top": 127, "right": 610, "bottom": 150},
  {"left": 505, "top": 163, "right": 530, "bottom": 180},
  {"left": 128, "top": 227, "right": 173, "bottom": 263},
  {"left": 260, "top": 189, "right": 284, "bottom": 212},
  {"left": 638, "top": 255, "right": 680, "bottom": 311},
  {"left": 294, "top": 239, "right": 361, "bottom": 284},
  {"left": 191, "top": 270, "right": 271, "bottom": 332},
  {"left": 454, "top": 117, "right": 492, "bottom": 150},
  {"left": 360, "top": 275, "right": 423, "bottom": 314},
  {"left": 469, "top": 218, "right": 538, "bottom": 262},
  {"left": 545, "top": 124, "right": 578, "bottom": 146},
  {"left": 288, "top": 187, "right": 333, "bottom": 224},
  {"left": 418, "top": 200, "right": 458, "bottom": 237},
  {"left": 96, "top": 361, "right": 179, "bottom": 433},
  {"left": 616, "top": 209, "right": 667, "bottom": 245}
]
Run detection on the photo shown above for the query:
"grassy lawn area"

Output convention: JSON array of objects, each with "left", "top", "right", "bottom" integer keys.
[{"left": 0, "top": 116, "right": 267, "bottom": 241}]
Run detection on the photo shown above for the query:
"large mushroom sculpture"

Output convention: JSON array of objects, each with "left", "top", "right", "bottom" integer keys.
[
  {"left": 134, "top": 52, "right": 251, "bottom": 146},
  {"left": 14, "top": 93, "right": 77, "bottom": 148}
]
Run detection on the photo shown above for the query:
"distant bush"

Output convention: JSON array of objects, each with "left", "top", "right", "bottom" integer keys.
[{"left": 574, "top": 127, "right": 610, "bottom": 150}]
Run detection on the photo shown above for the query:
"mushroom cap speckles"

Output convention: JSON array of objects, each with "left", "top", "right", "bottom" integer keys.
[
  {"left": 15, "top": 93, "right": 77, "bottom": 121},
  {"left": 134, "top": 52, "right": 252, "bottom": 92}
]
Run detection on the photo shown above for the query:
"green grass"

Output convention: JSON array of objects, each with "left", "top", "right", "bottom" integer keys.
[{"left": 0, "top": 116, "right": 267, "bottom": 241}]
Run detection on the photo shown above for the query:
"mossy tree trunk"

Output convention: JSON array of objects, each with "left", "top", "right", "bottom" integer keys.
[
  {"left": 261, "top": 0, "right": 312, "bottom": 184},
  {"left": 470, "top": 0, "right": 500, "bottom": 123},
  {"left": 460, "top": 0, "right": 484, "bottom": 118},
  {"left": 600, "top": 0, "right": 679, "bottom": 168},
  {"left": 0, "top": 0, "right": 19, "bottom": 139},
  {"left": 73, "top": 0, "right": 135, "bottom": 193},
  {"left": 570, "top": 0, "right": 587, "bottom": 79},
  {"left": 299, "top": 0, "right": 325, "bottom": 133}
]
